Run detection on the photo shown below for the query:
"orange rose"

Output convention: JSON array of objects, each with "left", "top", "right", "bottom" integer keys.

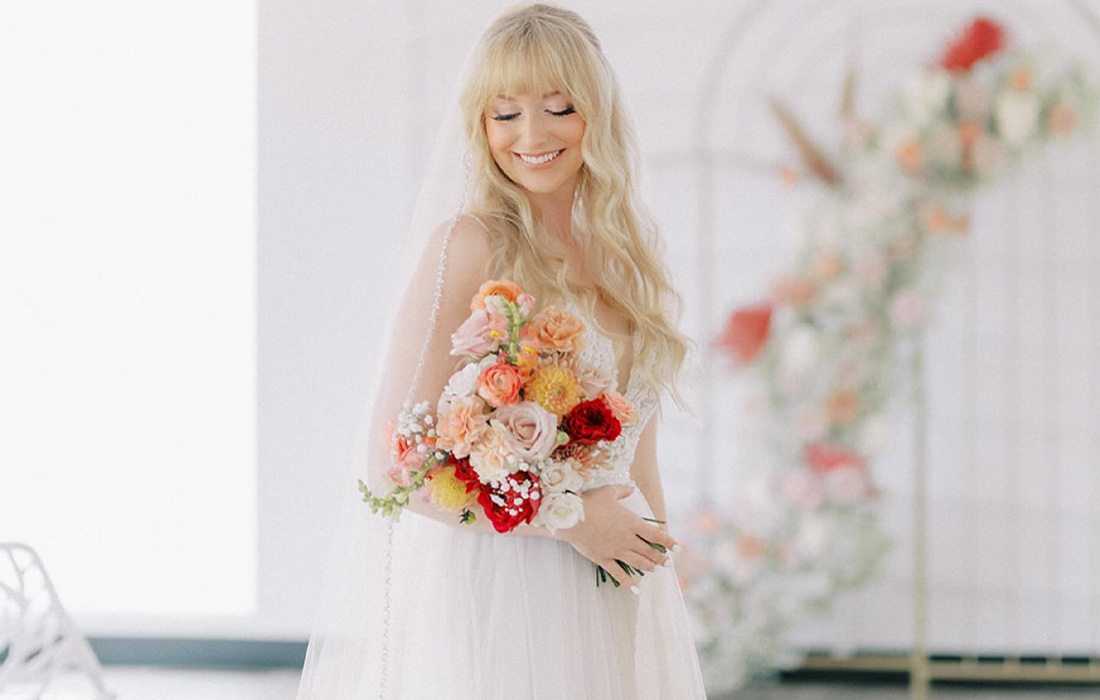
[
  {"left": 530, "top": 306, "right": 585, "bottom": 353},
  {"left": 470, "top": 279, "right": 524, "bottom": 311},
  {"left": 476, "top": 360, "right": 524, "bottom": 408}
]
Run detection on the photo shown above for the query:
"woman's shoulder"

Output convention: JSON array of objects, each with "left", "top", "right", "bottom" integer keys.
[
  {"left": 430, "top": 213, "right": 495, "bottom": 285},
  {"left": 460, "top": 211, "right": 492, "bottom": 235},
  {"left": 429, "top": 212, "right": 492, "bottom": 249}
]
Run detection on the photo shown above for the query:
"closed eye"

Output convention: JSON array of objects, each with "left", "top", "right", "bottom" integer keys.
[{"left": 490, "top": 106, "right": 576, "bottom": 121}]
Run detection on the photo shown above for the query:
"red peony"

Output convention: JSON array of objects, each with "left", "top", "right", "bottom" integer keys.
[
  {"left": 939, "top": 17, "right": 1005, "bottom": 73},
  {"left": 713, "top": 302, "right": 773, "bottom": 365},
  {"left": 477, "top": 470, "right": 542, "bottom": 533},
  {"left": 562, "top": 398, "right": 622, "bottom": 445},
  {"left": 803, "top": 441, "right": 866, "bottom": 474}
]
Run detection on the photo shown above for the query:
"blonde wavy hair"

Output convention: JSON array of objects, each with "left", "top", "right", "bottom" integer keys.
[{"left": 459, "top": 2, "right": 694, "bottom": 410}]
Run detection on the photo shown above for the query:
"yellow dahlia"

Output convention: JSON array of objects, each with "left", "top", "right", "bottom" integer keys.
[
  {"left": 525, "top": 364, "right": 582, "bottom": 416},
  {"left": 427, "top": 465, "right": 477, "bottom": 512}
]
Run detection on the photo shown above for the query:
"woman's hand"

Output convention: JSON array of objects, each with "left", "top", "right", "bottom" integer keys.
[{"left": 555, "top": 483, "right": 680, "bottom": 590}]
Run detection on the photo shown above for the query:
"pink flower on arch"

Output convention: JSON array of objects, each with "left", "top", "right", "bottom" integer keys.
[
  {"left": 714, "top": 302, "right": 773, "bottom": 365},
  {"left": 803, "top": 441, "right": 866, "bottom": 474}
]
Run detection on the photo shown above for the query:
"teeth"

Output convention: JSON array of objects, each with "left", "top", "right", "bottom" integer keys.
[{"left": 517, "top": 149, "right": 562, "bottom": 165}]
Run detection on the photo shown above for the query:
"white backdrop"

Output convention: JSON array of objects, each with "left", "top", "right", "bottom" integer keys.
[{"left": 0, "top": 1, "right": 258, "bottom": 631}]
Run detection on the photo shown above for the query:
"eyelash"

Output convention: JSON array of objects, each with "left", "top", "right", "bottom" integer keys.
[{"left": 492, "top": 106, "right": 576, "bottom": 121}]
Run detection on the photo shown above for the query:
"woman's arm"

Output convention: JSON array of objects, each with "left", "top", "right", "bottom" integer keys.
[
  {"left": 628, "top": 413, "right": 669, "bottom": 528},
  {"left": 366, "top": 214, "right": 557, "bottom": 538}
]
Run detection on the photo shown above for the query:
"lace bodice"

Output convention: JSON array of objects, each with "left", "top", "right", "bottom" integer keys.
[{"left": 563, "top": 298, "right": 660, "bottom": 492}]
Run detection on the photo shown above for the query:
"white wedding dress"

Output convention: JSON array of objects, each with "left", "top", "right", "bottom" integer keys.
[{"left": 381, "top": 297, "right": 708, "bottom": 699}]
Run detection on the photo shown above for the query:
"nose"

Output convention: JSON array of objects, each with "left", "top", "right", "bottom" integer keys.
[{"left": 519, "top": 112, "right": 550, "bottom": 149}]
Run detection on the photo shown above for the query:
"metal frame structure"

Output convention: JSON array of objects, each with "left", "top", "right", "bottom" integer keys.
[{"left": 670, "top": 1, "right": 1100, "bottom": 697}]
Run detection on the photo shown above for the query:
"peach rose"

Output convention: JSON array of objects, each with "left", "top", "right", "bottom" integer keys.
[
  {"left": 435, "top": 396, "right": 489, "bottom": 458},
  {"left": 530, "top": 306, "right": 585, "bottom": 353},
  {"left": 476, "top": 360, "right": 524, "bottom": 408},
  {"left": 601, "top": 390, "right": 637, "bottom": 426},
  {"left": 470, "top": 279, "right": 524, "bottom": 311}
]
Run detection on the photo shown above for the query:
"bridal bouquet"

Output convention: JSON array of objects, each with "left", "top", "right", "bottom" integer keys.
[{"left": 359, "top": 279, "right": 666, "bottom": 587}]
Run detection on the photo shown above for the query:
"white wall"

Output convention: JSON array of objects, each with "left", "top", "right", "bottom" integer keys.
[{"left": 1, "top": 1, "right": 258, "bottom": 633}]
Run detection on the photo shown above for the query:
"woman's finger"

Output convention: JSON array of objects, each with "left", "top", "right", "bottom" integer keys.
[
  {"left": 640, "top": 522, "right": 679, "bottom": 552},
  {"left": 620, "top": 550, "right": 656, "bottom": 573},
  {"left": 630, "top": 539, "right": 669, "bottom": 567}
]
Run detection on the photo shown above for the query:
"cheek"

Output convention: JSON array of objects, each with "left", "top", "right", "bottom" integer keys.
[
  {"left": 484, "top": 120, "right": 513, "bottom": 154},
  {"left": 562, "top": 119, "right": 585, "bottom": 149}
]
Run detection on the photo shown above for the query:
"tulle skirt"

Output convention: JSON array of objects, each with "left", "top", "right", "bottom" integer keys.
[{"left": 384, "top": 483, "right": 708, "bottom": 699}]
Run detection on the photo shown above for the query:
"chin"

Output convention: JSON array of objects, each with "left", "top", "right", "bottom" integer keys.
[
  {"left": 502, "top": 168, "right": 582, "bottom": 197},
  {"left": 515, "top": 177, "right": 570, "bottom": 195}
]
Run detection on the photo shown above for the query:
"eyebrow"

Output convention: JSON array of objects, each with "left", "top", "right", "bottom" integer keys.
[{"left": 495, "top": 91, "right": 562, "bottom": 100}]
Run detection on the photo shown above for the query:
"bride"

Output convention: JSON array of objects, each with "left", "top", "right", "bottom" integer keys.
[{"left": 297, "top": 3, "right": 707, "bottom": 698}]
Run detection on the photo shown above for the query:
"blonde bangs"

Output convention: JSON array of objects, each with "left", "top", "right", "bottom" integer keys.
[{"left": 466, "top": 17, "right": 597, "bottom": 118}]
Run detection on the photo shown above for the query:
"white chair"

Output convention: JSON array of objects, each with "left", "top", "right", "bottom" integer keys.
[{"left": 0, "top": 542, "right": 114, "bottom": 699}]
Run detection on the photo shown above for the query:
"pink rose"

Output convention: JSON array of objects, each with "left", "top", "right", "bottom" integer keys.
[
  {"left": 436, "top": 396, "right": 489, "bottom": 458},
  {"left": 450, "top": 309, "right": 508, "bottom": 358},
  {"left": 476, "top": 360, "right": 524, "bottom": 408},
  {"left": 491, "top": 401, "right": 559, "bottom": 463}
]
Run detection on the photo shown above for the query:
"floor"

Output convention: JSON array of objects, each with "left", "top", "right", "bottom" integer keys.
[{"left": 2, "top": 667, "right": 1098, "bottom": 699}]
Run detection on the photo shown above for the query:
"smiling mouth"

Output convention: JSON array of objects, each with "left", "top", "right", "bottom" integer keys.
[{"left": 514, "top": 149, "right": 564, "bottom": 165}]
